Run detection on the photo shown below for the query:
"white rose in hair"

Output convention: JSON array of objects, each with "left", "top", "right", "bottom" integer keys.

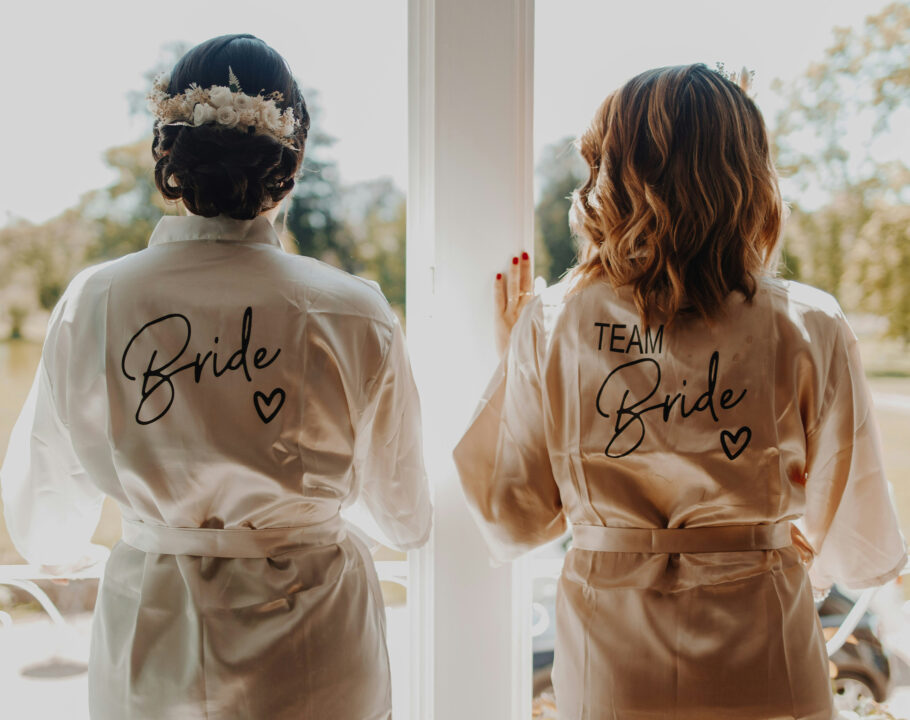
[
  {"left": 192, "top": 103, "right": 216, "bottom": 126},
  {"left": 209, "top": 86, "right": 233, "bottom": 108},
  {"left": 216, "top": 106, "right": 240, "bottom": 128},
  {"left": 259, "top": 102, "right": 281, "bottom": 130},
  {"left": 233, "top": 93, "right": 254, "bottom": 111}
]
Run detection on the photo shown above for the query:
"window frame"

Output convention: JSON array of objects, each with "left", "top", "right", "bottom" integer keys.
[{"left": 405, "top": 1, "right": 536, "bottom": 718}]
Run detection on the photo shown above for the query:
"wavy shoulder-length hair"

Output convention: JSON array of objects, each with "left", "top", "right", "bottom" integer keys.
[{"left": 569, "top": 63, "right": 783, "bottom": 325}]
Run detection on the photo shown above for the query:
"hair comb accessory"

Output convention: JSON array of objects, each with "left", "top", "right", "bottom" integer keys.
[{"left": 147, "top": 69, "right": 300, "bottom": 150}]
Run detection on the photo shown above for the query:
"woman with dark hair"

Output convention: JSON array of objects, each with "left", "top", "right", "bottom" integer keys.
[
  {"left": 455, "top": 64, "right": 906, "bottom": 719},
  {"left": 1, "top": 34, "right": 431, "bottom": 719}
]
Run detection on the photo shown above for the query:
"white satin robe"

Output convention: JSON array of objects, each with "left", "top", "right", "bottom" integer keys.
[
  {"left": 454, "top": 277, "right": 906, "bottom": 720},
  {"left": 1, "top": 215, "right": 432, "bottom": 720}
]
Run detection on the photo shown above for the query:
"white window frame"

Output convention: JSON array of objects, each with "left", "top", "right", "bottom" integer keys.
[{"left": 406, "top": 1, "right": 535, "bottom": 718}]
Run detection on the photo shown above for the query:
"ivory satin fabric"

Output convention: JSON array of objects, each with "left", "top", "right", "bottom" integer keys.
[
  {"left": 454, "top": 277, "right": 907, "bottom": 720},
  {"left": 1, "top": 215, "right": 432, "bottom": 719}
]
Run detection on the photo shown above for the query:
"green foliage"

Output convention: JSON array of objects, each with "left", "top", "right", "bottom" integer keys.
[
  {"left": 82, "top": 138, "right": 168, "bottom": 261},
  {"left": 0, "top": 208, "right": 98, "bottom": 323},
  {"left": 7, "top": 306, "right": 26, "bottom": 340},
  {"left": 534, "top": 138, "right": 586, "bottom": 284},
  {"left": 773, "top": 1, "right": 910, "bottom": 340},
  {"left": 0, "top": 78, "right": 413, "bottom": 330},
  {"left": 288, "top": 170, "right": 407, "bottom": 311},
  {"left": 284, "top": 96, "right": 407, "bottom": 312},
  {"left": 777, "top": 244, "right": 801, "bottom": 281},
  {"left": 853, "top": 204, "right": 910, "bottom": 341},
  {"left": 286, "top": 95, "right": 360, "bottom": 272},
  {"left": 345, "top": 180, "right": 407, "bottom": 309}
]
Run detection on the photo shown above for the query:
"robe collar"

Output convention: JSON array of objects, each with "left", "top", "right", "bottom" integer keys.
[{"left": 148, "top": 214, "right": 281, "bottom": 249}]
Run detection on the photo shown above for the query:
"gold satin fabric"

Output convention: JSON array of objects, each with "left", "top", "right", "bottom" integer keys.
[
  {"left": 454, "top": 277, "right": 907, "bottom": 720},
  {"left": 571, "top": 520, "right": 792, "bottom": 553}
]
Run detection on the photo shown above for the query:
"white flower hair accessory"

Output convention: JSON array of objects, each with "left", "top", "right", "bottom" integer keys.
[{"left": 147, "top": 66, "right": 300, "bottom": 150}]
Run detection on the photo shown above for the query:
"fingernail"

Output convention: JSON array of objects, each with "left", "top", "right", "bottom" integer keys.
[
  {"left": 521, "top": 252, "right": 529, "bottom": 260},
  {"left": 496, "top": 273, "right": 502, "bottom": 280},
  {"left": 512, "top": 257, "right": 519, "bottom": 265}
]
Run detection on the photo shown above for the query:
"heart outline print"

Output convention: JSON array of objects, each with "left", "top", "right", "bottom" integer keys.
[
  {"left": 254, "top": 388, "right": 286, "bottom": 424},
  {"left": 720, "top": 426, "right": 751, "bottom": 460}
]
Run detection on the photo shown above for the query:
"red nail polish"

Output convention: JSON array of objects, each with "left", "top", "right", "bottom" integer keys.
[
  {"left": 521, "top": 252, "right": 529, "bottom": 260},
  {"left": 496, "top": 273, "right": 502, "bottom": 280},
  {"left": 512, "top": 257, "right": 519, "bottom": 265}
]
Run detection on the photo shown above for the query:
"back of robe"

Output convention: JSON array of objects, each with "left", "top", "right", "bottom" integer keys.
[{"left": 455, "top": 276, "right": 906, "bottom": 720}]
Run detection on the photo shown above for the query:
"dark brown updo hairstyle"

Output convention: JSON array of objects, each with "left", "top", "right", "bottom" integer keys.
[{"left": 152, "top": 34, "right": 310, "bottom": 219}]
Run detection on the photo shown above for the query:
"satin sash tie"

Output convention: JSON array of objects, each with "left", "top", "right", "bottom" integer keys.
[
  {"left": 121, "top": 513, "right": 347, "bottom": 558},
  {"left": 571, "top": 521, "right": 792, "bottom": 554}
]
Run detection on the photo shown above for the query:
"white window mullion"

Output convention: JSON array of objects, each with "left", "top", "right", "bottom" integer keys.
[
  {"left": 406, "top": 1, "right": 535, "bottom": 719},
  {"left": 406, "top": 0, "right": 437, "bottom": 715}
]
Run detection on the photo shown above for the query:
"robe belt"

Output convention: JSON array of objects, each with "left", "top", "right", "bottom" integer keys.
[
  {"left": 571, "top": 520, "right": 793, "bottom": 554},
  {"left": 120, "top": 513, "right": 347, "bottom": 558}
]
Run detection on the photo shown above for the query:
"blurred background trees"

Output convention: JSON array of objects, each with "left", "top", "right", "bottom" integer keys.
[
  {"left": 0, "top": 1, "right": 907, "bottom": 340},
  {"left": 533, "top": 2, "right": 910, "bottom": 344},
  {"left": 285, "top": 92, "right": 359, "bottom": 274},
  {"left": 0, "top": 90, "right": 407, "bottom": 338},
  {"left": 773, "top": 1, "right": 910, "bottom": 340},
  {"left": 533, "top": 139, "right": 586, "bottom": 285}
]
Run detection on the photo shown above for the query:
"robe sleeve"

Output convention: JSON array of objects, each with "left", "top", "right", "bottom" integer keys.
[
  {"left": 802, "top": 311, "right": 907, "bottom": 597},
  {"left": 453, "top": 298, "right": 567, "bottom": 563},
  {"left": 0, "top": 291, "right": 105, "bottom": 570},
  {"left": 350, "top": 318, "right": 432, "bottom": 551}
]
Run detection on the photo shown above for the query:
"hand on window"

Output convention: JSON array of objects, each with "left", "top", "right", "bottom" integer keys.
[{"left": 494, "top": 252, "right": 533, "bottom": 359}]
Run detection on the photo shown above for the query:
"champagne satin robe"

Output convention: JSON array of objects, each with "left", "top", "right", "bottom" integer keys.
[
  {"left": 1, "top": 215, "right": 432, "bottom": 720},
  {"left": 454, "top": 276, "right": 906, "bottom": 720}
]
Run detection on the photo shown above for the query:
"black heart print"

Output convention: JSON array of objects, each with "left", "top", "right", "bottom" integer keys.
[
  {"left": 254, "top": 388, "right": 286, "bottom": 424},
  {"left": 720, "top": 426, "right": 751, "bottom": 460}
]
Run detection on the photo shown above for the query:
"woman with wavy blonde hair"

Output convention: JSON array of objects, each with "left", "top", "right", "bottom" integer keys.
[{"left": 455, "top": 63, "right": 905, "bottom": 719}]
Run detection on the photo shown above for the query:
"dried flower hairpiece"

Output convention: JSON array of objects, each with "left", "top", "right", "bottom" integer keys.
[
  {"left": 147, "top": 66, "right": 300, "bottom": 150},
  {"left": 713, "top": 62, "right": 755, "bottom": 95}
]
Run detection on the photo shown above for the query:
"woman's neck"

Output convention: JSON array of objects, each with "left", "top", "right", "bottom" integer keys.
[{"left": 182, "top": 203, "right": 283, "bottom": 226}]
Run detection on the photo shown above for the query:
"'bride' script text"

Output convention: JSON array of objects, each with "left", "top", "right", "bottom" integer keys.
[
  {"left": 121, "top": 306, "right": 282, "bottom": 425},
  {"left": 595, "top": 351, "right": 750, "bottom": 460}
]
